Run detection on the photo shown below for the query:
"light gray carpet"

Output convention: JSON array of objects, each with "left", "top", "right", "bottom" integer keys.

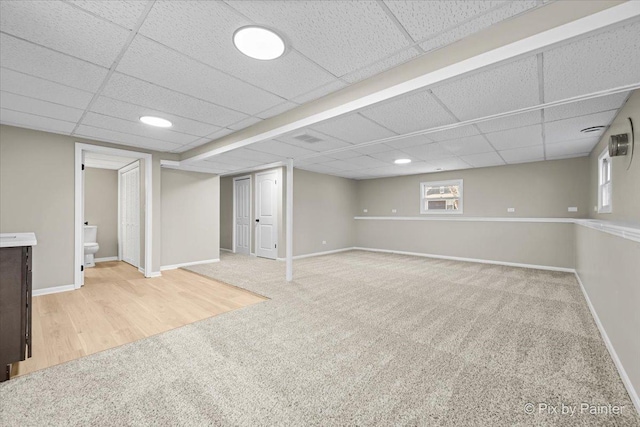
[{"left": 1, "top": 251, "right": 638, "bottom": 426}]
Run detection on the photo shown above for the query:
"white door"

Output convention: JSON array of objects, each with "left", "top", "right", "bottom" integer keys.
[
  {"left": 119, "top": 163, "right": 140, "bottom": 268},
  {"left": 234, "top": 177, "right": 251, "bottom": 254},
  {"left": 255, "top": 170, "right": 278, "bottom": 259}
]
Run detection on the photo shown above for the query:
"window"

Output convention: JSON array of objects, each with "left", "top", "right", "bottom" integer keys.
[
  {"left": 420, "top": 179, "right": 463, "bottom": 214},
  {"left": 598, "top": 149, "right": 612, "bottom": 213}
]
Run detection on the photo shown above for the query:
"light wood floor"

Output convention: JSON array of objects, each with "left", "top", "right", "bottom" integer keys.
[{"left": 12, "top": 261, "right": 266, "bottom": 377}]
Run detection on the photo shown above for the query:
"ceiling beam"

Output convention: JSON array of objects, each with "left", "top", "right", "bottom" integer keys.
[{"left": 179, "top": 1, "right": 639, "bottom": 164}]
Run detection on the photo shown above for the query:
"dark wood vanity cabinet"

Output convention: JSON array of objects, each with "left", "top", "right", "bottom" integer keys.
[{"left": 0, "top": 246, "right": 32, "bottom": 381}]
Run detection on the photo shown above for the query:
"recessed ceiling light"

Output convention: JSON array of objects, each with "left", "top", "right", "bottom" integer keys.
[
  {"left": 394, "top": 158, "right": 412, "bottom": 165},
  {"left": 140, "top": 116, "right": 172, "bottom": 128},
  {"left": 233, "top": 26, "right": 286, "bottom": 60},
  {"left": 580, "top": 126, "right": 606, "bottom": 133}
]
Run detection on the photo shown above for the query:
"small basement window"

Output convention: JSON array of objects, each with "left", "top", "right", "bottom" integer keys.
[
  {"left": 420, "top": 179, "right": 463, "bottom": 214},
  {"left": 598, "top": 148, "right": 612, "bottom": 213}
]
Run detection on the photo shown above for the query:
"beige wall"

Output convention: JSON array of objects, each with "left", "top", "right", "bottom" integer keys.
[
  {"left": 0, "top": 125, "right": 177, "bottom": 290},
  {"left": 161, "top": 168, "right": 219, "bottom": 266},
  {"left": 357, "top": 157, "right": 589, "bottom": 218},
  {"left": 220, "top": 168, "right": 357, "bottom": 257},
  {"left": 84, "top": 167, "right": 118, "bottom": 259},
  {"left": 588, "top": 91, "right": 640, "bottom": 223}
]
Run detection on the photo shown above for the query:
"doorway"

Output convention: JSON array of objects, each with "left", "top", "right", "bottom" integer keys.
[
  {"left": 75, "top": 143, "right": 153, "bottom": 288},
  {"left": 233, "top": 176, "right": 251, "bottom": 255},
  {"left": 255, "top": 170, "right": 278, "bottom": 260}
]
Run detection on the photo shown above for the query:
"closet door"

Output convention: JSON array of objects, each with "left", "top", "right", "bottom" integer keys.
[{"left": 119, "top": 164, "right": 140, "bottom": 268}]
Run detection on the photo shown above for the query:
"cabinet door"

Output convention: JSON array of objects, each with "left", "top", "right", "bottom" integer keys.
[{"left": 0, "top": 247, "right": 25, "bottom": 365}]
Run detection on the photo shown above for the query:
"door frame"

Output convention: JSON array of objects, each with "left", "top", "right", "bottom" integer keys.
[
  {"left": 254, "top": 168, "right": 281, "bottom": 259},
  {"left": 232, "top": 175, "right": 252, "bottom": 254},
  {"left": 74, "top": 143, "right": 153, "bottom": 288},
  {"left": 117, "top": 160, "right": 141, "bottom": 266}
]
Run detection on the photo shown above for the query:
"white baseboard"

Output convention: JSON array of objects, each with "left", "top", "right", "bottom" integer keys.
[
  {"left": 574, "top": 272, "right": 640, "bottom": 415},
  {"left": 276, "top": 247, "right": 356, "bottom": 261},
  {"left": 32, "top": 284, "right": 75, "bottom": 297},
  {"left": 95, "top": 256, "right": 118, "bottom": 263},
  {"left": 220, "top": 248, "right": 233, "bottom": 253},
  {"left": 160, "top": 259, "right": 220, "bottom": 271},
  {"left": 146, "top": 271, "right": 162, "bottom": 278},
  {"left": 352, "top": 247, "right": 575, "bottom": 273}
]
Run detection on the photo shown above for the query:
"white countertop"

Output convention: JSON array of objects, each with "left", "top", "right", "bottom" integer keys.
[{"left": 0, "top": 232, "right": 37, "bottom": 248}]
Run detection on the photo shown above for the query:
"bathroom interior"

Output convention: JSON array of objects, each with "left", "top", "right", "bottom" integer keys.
[{"left": 83, "top": 151, "right": 145, "bottom": 283}]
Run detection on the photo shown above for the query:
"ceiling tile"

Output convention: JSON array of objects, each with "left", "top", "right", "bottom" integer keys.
[
  {"left": 90, "top": 96, "right": 222, "bottom": 137},
  {"left": 75, "top": 125, "right": 183, "bottom": 152},
  {"left": 341, "top": 47, "right": 421, "bottom": 84},
  {"left": 544, "top": 20, "right": 640, "bottom": 101},
  {"left": 297, "top": 163, "right": 342, "bottom": 176},
  {"left": 80, "top": 112, "right": 198, "bottom": 145},
  {"left": 427, "top": 157, "right": 472, "bottom": 172},
  {"left": 67, "top": 0, "right": 148, "bottom": 30},
  {"left": 460, "top": 151, "right": 504, "bottom": 168},
  {"left": 101, "top": 73, "right": 247, "bottom": 127},
  {"left": 418, "top": 1, "right": 538, "bottom": 52},
  {"left": 84, "top": 152, "right": 138, "bottom": 170},
  {"left": 438, "top": 135, "right": 494, "bottom": 155},
  {"left": 228, "top": 117, "right": 263, "bottom": 131},
  {"left": 342, "top": 155, "right": 390, "bottom": 169},
  {"left": 499, "top": 145, "right": 544, "bottom": 164},
  {"left": 322, "top": 159, "right": 366, "bottom": 171},
  {"left": 386, "top": 134, "right": 433, "bottom": 150},
  {"left": 250, "top": 140, "right": 317, "bottom": 158},
  {"left": 226, "top": 0, "right": 410, "bottom": 77},
  {"left": 291, "top": 80, "right": 348, "bottom": 104},
  {"left": 278, "top": 129, "right": 353, "bottom": 152},
  {"left": 475, "top": 110, "right": 542, "bottom": 133},
  {"left": 324, "top": 149, "right": 362, "bottom": 160},
  {"left": 431, "top": 56, "right": 539, "bottom": 120},
  {"left": 311, "top": 113, "right": 396, "bottom": 144},
  {"left": 1, "top": 68, "right": 93, "bottom": 109},
  {"left": 398, "top": 143, "right": 452, "bottom": 162},
  {"left": 205, "top": 154, "right": 261, "bottom": 169},
  {"left": 427, "top": 125, "right": 479, "bottom": 142},
  {"left": 484, "top": 124, "right": 543, "bottom": 150},
  {"left": 0, "top": 0, "right": 129, "bottom": 67},
  {"left": 354, "top": 143, "right": 399, "bottom": 155},
  {"left": 116, "top": 36, "right": 284, "bottom": 115},
  {"left": 545, "top": 110, "right": 616, "bottom": 144},
  {"left": 368, "top": 148, "right": 415, "bottom": 163},
  {"left": 361, "top": 90, "right": 455, "bottom": 134},
  {"left": 544, "top": 93, "right": 629, "bottom": 122},
  {"left": 546, "top": 137, "right": 599, "bottom": 158},
  {"left": 0, "top": 108, "right": 75, "bottom": 134},
  {"left": 222, "top": 148, "right": 284, "bottom": 164},
  {"left": 255, "top": 101, "right": 299, "bottom": 119},
  {"left": 0, "top": 33, "right": 108, "bottom": 92},
  {"left": 294, "top": 155, "right": 340, "bottom": 166},
  {"left": 384, "top": 0, "right": 502, "bottom": 42},
  {"left": 0, "top": 92, "right": 84, "bottom": 123}
]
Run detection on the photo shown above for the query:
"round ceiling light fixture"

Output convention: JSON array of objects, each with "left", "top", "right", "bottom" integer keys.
[
  {"left": 580, "top": 126, "right": 606, "bottom": 133},
  {"left": 233, "top": 26, "right": 286, "bottom": 60},
  {"left": 140, "top": 116, "right": 172, "bottom": 128},
  {"left": 394, "top": 158, "right": 412, "bottom": 165}
]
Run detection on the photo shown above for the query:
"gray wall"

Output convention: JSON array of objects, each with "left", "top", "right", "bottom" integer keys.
[
  {"left": 0, "top": 124, "right": 177, "bottom": 290},
  {"left": 84, "top": 167, "right": 118, "bottom": 259},
  {"left": 220, "top": 168, "right": 357, "bottom": 257},
  {"left": 577, "top": 90, "right": 640, "bottom": 402},
  {"left": 161, "top": 168, "right": 219, "bottom": 266}
]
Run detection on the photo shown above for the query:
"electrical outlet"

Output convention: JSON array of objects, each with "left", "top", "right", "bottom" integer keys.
[
  {"left": 363, "top": 209, "right": 368, "bottom": 213},
  {"left": 322, "top": 240, "right": 327, "bottom": 245},
  {"left": 391, "top": 209, "right": 397, "bottom": 213},
  {"left": 507, "top": 208, "right": 515, "bottom": 213},
  {"left": 568, "top": 207, "right": 578, "bottom": 212}
]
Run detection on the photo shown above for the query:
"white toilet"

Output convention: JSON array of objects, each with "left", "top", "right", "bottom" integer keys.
[{"left": 84, "top": 225, "right": 99, "bottom": 268}]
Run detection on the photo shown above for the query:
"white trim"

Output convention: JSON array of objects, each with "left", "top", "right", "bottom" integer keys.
[
  {"left": 118, "top": 160, "right": 141, "bottom": 269},
  {"left": 597, "top": 147, "right": 613, "bottom": 214},
  {"left": 32, "top": 284, "right": 75, "bottom": 297},
  {"left": 574, "top": 272, "right": 640, "bottom": 415},
  {"left": 277, "top": 247, "right": 355, "bottom": 261},
  {"left": 575, "top": 219, "right": 640, "bottom": 243},
  {"left": 183, "top": 2, "right": 640, "bottom": 163},
  {"left": 138, "top": 267, "right": 145, "bottom": 274},
  {"left": 232, "top": 175, "right": 252, "bottom": 255},
  {"left": 285, "top": 158, "right": 293, "bottom": 281},
  {"left": 160, "top": 259, "right": 220, "bottom": 271},
  {"left": 95, "top": 256, "right": 118, "bottom": 263},
  {"left": 254, "top": 168, "right": 281, "bottom": 260},
  {"left": 354, "top": 216, "right": 576, "bottom": 223},
  {"left": 353, "top": 247, "right": 575, "bottom": 272},
  {"left": 75, "top": 143, "right": 153, "bottom": 289},
  {"left": 220, "top": 248, "right": 233, "bottom": 253},
  {"left": 146, "top": 271, "right": 162, "bottom": 278}
]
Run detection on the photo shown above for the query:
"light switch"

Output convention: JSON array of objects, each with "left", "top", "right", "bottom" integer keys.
[
  {"left": 568, "top": 207, "right": 578, "bottom": 212},
  {"left": 507, "top": 208, "right": 515, "bottom": 213}
]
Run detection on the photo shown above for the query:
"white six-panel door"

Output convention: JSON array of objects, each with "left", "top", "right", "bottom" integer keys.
[
  {"left": 255, "top": 170, "right": 278, "bottom": 259},
  {"left": 119, "top": 163, "right": 140, "bottom": 268},
  {"left": 234, "top": 177, "right": 251, "bottom": 254}
]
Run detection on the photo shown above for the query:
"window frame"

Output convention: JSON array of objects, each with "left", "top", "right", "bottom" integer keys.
[
  {"left": 598, "top": 148, "right": 613, "bottom": 214},
  {"left": 419, "top": 179, "right": 464, "bottom": 215}
]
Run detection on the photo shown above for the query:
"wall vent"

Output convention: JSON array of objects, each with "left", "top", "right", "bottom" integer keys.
[{"left": 293, "top": 133, "right": 322, "bottom": 143}]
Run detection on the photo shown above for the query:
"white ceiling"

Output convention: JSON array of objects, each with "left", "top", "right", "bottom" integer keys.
[{"left": 0, "top": 1, "right": 639, "bottom": 179}]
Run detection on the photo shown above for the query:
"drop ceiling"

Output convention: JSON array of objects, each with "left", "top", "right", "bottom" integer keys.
[{"left": 1, "top": 1, "right": 639, "bottom": 179}]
